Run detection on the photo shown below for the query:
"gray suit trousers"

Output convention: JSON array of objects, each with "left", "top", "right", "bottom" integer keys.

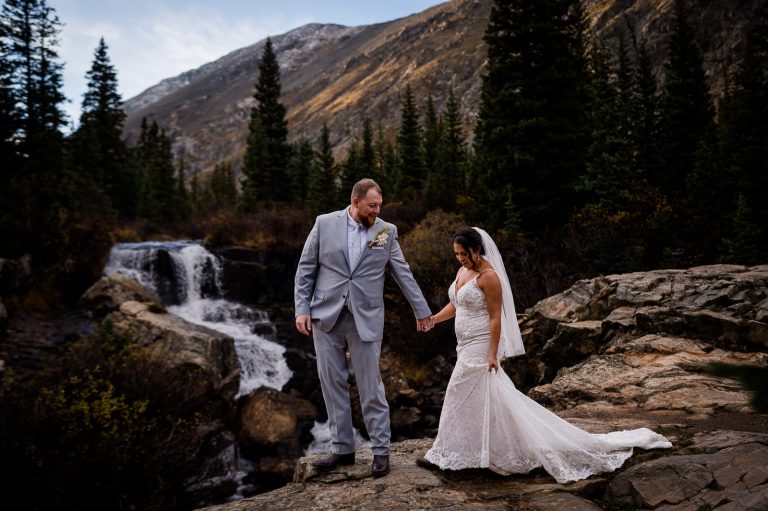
[{"left": 313, "top": 308, "right": 390, "bottom": 456}]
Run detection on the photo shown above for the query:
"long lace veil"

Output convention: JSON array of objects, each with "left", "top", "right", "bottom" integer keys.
[{"left": 473, "top": 227, "right": 525, "bottom": 359}]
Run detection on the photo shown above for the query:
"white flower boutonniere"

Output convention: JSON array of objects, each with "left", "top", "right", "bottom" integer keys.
[{"left": 368, "top": 226, "right": 391, "bottom": 248}]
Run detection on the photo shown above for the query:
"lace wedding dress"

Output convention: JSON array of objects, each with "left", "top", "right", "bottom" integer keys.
[{"left": 424, "top": 272, "right": 672, "bottom": 483}]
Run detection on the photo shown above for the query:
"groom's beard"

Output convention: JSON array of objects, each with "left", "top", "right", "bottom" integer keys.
[{"left": 352, "top": 210, "right": 376, "bottom": 228}]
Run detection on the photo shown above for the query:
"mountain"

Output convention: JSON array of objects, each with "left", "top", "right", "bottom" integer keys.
[{"left": 122, "top": 0, "right": 763, "bottom": 180}]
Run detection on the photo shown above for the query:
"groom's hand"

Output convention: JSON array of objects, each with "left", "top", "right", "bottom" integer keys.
[
  {"left": 416, "top": 316, "right": 433, "bottom": 332},
  {"left": 296, "top": 314, "right": 312, "bottom": 335}
]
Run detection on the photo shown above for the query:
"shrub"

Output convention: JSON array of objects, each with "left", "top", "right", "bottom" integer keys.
[{"left": 0, "top": 322, "right": 224, "bottom": 510}]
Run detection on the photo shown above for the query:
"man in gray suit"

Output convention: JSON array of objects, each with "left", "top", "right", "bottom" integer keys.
[{"left": 295, "top": 178, "right": 433, "bottom": 477}]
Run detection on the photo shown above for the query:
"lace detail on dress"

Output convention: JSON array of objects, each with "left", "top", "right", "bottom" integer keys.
[{"left": 427, "top": 273, "right": 672, "bottom": 483}]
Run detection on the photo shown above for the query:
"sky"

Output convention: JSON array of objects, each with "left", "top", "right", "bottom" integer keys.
[{"left": 50, "top": 0, "right": 444, "bottom": 128}]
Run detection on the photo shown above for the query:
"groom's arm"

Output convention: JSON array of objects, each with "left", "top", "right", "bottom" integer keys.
[
  {"left": 387, "top": 225, "right": 432, "bottom": 319},
  {"left": 294, "top": 220, "right": 320, "bottom": 317}
]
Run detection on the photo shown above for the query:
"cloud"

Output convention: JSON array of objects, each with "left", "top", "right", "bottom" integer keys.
[{"left": 59, "top": 3, "right": 310, "bottom": 127}]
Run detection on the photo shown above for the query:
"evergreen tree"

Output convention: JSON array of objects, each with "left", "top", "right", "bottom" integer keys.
[
  {"left": 373, "top": 124, "right": 395, "bottom": 192},
  {"left": 287, "top": 137, "right": 314, "bottom": 204},
  {"left": 473, "top": 0, "right": 590, "bottom": 232},
  {"left": 718, "top": 4, "right": 768, "bottom": 258},
  {"left": 438, "top": 88, "right": 466, "bottom": 210},
  {"left": 203, "top": 161, "right": 238, "bottom": 212},
  {"left": 338, "top": 139, "right": 361, "bottom": 203},
  {"left": 360, "top": 118, "right": 375, "bottom": 179},
  {"left": 68, "top": 38, "right": 134, "bottom": 216},
  {"left": 239, "top": 114, "right": 268, "bottom": 212},
  {"left": 422, "top": 96, "right": 441, "bottom": 207},
  {"left": 135, "top": 119, "right": 177, "bottom": 224},
  {"left": 628, "top": 39, "right": 660, "bottom": 179},
  {"left": 308, "top": 122, "right": 337, "bottom": 215},
  {"left": 656, "top": 0, "right": 715, "bottom": 198},
  {"left": 395, "top": 83, "right": 425, "bottom": 198},
  {"left": 240, "top": 37, "right": 291, "bottom": 207},
  {"left": 720, "top": 194, "right": 763, "bottom": 265},
  {"left": 1, "top": 0, "right": 66, "bottom": 167},
  {"left": 0, "top": 32, "right": 18, "bottom": 174},
  {"left": 579, "top": 43, "right": 635, "bottom": 208}
]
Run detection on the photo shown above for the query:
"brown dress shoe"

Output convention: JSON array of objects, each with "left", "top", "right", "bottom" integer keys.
[
  {"left": 372, "top": 454, "right": 390, "bottom": 477},
  {"left": 312, "top": 452, "right": 355, "bottom": 472}
]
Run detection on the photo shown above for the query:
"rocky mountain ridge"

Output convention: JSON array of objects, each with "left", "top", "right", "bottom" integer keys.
[{"left": 122, "top": 0, "right": 764, "bottom": 180}]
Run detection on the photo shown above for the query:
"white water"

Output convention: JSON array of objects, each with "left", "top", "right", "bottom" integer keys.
[
  {"left": 104, "top": 241, "right": 292, "bottom": 395},
  {"left": 303, "top": 421, "right": 372, "bottom": 456}
]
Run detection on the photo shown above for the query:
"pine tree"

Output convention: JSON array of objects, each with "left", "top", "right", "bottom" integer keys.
[
  {"left": 240, "top": 37, "right": 291, "bottom": 208},
  {"left": 438, "top": 88, "right": 466, "bottom": 210},
  {"left": 308, "top": 122, "right": 337, "bottom": 215},
  {"left": 135, "top": 119, "right": 177, "bottom": 224},
  {"left": 473, "top": 0, "right": 591, "bottom": 231},
  {"left": 396, "top": 83, "right": 425, "bottom": 198},
  {"left": 1, "top": 0, "right": 66, "bottom": 167},
  {"left": 68, "top": 38, "right": 134, "bottom": 216},
  {"left": 628, "top": 39, "right": 660, "bottom": 180},
  {"left": 360, "top": 118, "right": 375, "bottom": 180},
  {"left": 0, "top": 33, "right": 18, "bottom": 174},
  {"left": 374, "top": 124, "right": 395, "bottom": 192},
  {"left": 338, "top": 139, "right": 361, "bottom": 203},
  {"left": 287, "top": 138, "right": 313, "bottom": 204},
  {"left": 239, "top": 114, "right": 268, "bottom": 212},
  {"left": 203, "top": 161, "right": 238, "bottom": 212},
  {"left": 580, "top": 43, "right": 635, "bottom": 208},
  {"left": 718, "top": 4, "right": 768, "bottom": 257},
  {"left": 656, "top": 0, "right": 715, "bottom": 198},
  {"left": 422, "top": 96, "right": 441, "bottom": 207}
]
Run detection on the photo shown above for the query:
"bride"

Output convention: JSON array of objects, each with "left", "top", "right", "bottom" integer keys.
[{"left": 422, "top": 227, "right": 671, "bottom": 483}]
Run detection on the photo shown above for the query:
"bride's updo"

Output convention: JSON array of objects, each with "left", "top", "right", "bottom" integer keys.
[{"left": 453, "top": 228, "right": 485, "bottom": 268}]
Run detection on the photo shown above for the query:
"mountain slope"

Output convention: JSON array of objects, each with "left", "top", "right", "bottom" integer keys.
[{"left": 122, "top": 0, "right": 762, "bottom": 179}]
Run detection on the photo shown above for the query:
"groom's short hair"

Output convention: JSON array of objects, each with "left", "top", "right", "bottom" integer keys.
[{"left": 351, "top": 178, "right": 382, "bottom": 201}]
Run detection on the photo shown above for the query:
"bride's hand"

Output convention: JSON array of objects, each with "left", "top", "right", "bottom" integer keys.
[{"left": 487, "top": 356, "right": 499, "bottom": 373}]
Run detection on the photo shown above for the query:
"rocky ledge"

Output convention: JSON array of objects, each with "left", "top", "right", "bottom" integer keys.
[
  {"left": 200, "top": 263, "right": 768, "bottom": 510},
  {"left": 201, "top": 428, "right": 768, "bottom": 511}
]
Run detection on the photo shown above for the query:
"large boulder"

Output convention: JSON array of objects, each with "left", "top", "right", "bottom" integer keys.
[
  {"left": 529, "top": 334, "right": 767, "bottom": 419},
  {"left": 237, "top": 388, "right": 318, "bottom": 478},
  {"left": 106, "top": 301, "right": 239, "bottom": 400},
  {"left": 607, "top": 430, "right": 768, "bottom": 510},
  {"left": 80, "top": 272, "right": 161, "bottom": 318},
  {"left": 518, "top": 264, "right": 768, "bottom": 388}
]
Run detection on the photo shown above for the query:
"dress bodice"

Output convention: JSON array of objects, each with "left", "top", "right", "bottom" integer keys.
[{"left": 449, "top": 274, "right": 491, "bottom": 358}]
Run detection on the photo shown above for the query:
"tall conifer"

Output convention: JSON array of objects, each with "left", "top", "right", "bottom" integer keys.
[
  {"left": 240, "top": 37, "right": 291, "bottom": 208},
  {"left": 308, "top": 122, "right": 337, "bottom": 215},
  {"left": 396, "top": 84, "right": 424, "bottom": 198},
  {"left": 473, "top": 0, "right": 590, "bottom": 231},
  {"left": 69, "top": 38, "right": 133, "bottom": 216}
]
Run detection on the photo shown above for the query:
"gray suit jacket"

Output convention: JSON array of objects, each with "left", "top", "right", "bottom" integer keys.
[{"left": 294, "top": 209, "right": 431, "bottom": 342}]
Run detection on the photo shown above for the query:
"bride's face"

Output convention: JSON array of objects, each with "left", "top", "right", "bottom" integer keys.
[{"left": 453, "top": 242, "right": 481, "bottom": 269}]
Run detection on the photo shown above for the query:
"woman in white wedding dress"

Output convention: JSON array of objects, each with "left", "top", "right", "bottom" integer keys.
[{"left": 423, "top": 227, "right": 671, "bottom": 483}]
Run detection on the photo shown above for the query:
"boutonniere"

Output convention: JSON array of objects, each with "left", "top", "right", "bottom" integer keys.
[{"left": 368, "top": 226, "right": 391, "bottom": 248}]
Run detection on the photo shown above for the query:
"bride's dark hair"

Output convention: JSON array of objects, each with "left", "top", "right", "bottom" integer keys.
[{"left": 453, "top": 228, "right": 484, "bottom": 268}]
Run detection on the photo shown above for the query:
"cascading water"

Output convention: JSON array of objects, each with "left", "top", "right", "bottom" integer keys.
[{"left": 104, "top": 240, "right": 292, "bottom": 396}]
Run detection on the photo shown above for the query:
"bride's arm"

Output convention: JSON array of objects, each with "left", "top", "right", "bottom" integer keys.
[
  {"left": 431, "top": 302, "right": 456, "bottom": 324},
  {"left": 480, "top": 272, "right": 502, "bottom": 372}
]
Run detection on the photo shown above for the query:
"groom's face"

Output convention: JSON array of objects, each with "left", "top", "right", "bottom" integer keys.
[{"left": 352, "top": 189, "right": 382, "bottom": 228}]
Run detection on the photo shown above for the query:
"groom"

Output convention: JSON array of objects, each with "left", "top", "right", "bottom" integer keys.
[{"left": 294, "top": 178, "right": 432, "bottom": 477}]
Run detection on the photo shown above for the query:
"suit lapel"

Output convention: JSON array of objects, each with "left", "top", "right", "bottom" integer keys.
[
  {"left": 354, "top": 217, "right": 382, "bottom": 270},
  {"left": 336, "top": 209, "right": 351, "bottom": 271}
]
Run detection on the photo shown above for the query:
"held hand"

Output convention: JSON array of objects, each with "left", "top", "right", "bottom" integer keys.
[
  {"left": 416, "top": 316, "right": 434, "bottom": 332},
  {"left": 487, "top": 355, "right": 499, "bottom": 373},
  {"left": 296, "top": 314, "right": 312, "bottom": 336}
]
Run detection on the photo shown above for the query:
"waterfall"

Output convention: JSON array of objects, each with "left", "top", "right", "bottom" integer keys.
[{"left": 104, "top": 241, "right": 292, "bottom": 395}]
